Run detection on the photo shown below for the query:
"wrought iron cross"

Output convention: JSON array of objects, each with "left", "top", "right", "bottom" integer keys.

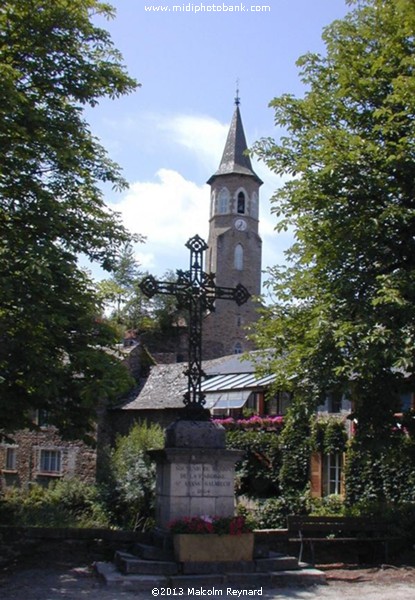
[{"left": 139, "top": 234, "right": 250, "bottom": 417}]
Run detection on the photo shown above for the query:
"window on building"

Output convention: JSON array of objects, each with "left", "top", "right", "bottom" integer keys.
[
  {"left": 323, "top": 453, "right": 342, "bottom": 495},
  {"left": 399, "top": 392, "right": 414, "bottom": 412},
  {"left": 234, "top": 244, "right": 243, "bottom": 270},
  {"left": 265, "top": 391, "right": 291, "bottom": 416},
  {"left": 36, "top": 409, "right": 50, "bottom": 427},
  {"left": 244, "top": 392, "right": 257, "bottom": 412},
  {"left": 328, "top": 393, "right": 342, "bottom": 413},
  {"left": 266, "top": 395, "right": 279, "bottom": 415},
  {"left": 237, "top": 191, "right": 245, "bottom": 214},
  {"left": 218, "top": 188, "right": 229, "bottom": 214},
  {"left": 244, "top": 392, "right": 265, "bottom": 415},
  {"left": 5, "top": 447, "right": 17, "bottom": 471},
  {"left": 39, "top": 449, "right": 62, "bottom": 474},
  {"left": 234, "top": 342, "right": 243, "bottom": 354}
]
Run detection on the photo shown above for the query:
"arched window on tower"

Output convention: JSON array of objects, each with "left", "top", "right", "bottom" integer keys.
[
  {"left": 234, "top": 244, "right": 243, "bottom": 270},
  {"left": 218, "top": 188, "right": 229, "bottom": 214},
  {"left": 237, "top": 191, "right": 245, "bottom": 214}
]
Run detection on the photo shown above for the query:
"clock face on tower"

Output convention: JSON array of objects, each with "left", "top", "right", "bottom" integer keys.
[{"left": 234, "top": 218, "right": 247, "bottom": 231}]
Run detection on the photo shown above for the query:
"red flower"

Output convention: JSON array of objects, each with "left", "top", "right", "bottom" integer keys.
[{"left": 169, "top": 515, "right": 253, "bottom": 535}]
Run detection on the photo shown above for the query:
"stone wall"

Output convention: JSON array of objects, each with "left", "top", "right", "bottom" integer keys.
[
  {"left": 0, "top": 427, "right": 96, "bottom": 490},
  {"left": 0, "top": 526, "right": 151, "bottom": 568}
]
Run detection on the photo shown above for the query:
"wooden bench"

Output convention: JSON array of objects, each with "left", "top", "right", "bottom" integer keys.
[{"left": 287, "top": 515, "right": 399, "bottom": 564}]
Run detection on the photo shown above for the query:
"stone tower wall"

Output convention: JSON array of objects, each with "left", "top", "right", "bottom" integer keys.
[{"left": 203, "top": 171, "right": 262, "bottom": 358}]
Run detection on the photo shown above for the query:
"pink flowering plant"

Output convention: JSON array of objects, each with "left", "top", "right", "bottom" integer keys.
[
  {"left": 168, "top": 514, "right": 253, "bottom": 535},
  {"left": 213, "top": 415, "right": 284, "bottom": 431}
]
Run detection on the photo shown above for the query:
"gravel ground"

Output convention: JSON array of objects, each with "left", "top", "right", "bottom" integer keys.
[{"left": 1, "top": 560, "right": 415, "bottom": 600}]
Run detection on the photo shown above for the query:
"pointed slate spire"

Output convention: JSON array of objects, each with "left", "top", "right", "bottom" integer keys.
[{"left": 207, "top": 101, "right": 263, "bottom": 185}]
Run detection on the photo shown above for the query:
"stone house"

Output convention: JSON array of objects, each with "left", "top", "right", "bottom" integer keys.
[
  {"left": 0, "top": 425, "right": 97, "bottom": 490},
  {"left": 0, "top": 340, "right": 146, "bottom": 490}
]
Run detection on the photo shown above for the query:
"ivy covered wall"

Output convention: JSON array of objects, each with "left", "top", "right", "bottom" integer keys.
[{"left": 220, "top": 406, "right": 415, "bottom": 519}]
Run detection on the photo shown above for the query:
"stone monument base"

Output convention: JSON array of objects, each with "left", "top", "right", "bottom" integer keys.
[{"left": 149, "top": 420, "right": 242, "bottom": 529}]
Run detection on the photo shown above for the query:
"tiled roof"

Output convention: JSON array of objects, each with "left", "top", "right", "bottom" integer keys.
[
  {"left": 207, "top": 106, "right": 262, "bottom": 185},
  {"left": 121, "top": 362, "right": 187, "bottom": 410},
  {"left": 120, "top": 353, "right": 272, "bottom": 411}
]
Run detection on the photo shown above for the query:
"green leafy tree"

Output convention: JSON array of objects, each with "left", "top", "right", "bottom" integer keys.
[
  {"left": 150, "top": 269, "right": 189, "bottom": 333},
  {"left": 98, "top": 262, "right": 186, "bottom": 339},
  {"left": 108, "top": 421, "right": 164, "bottom": 530},
  {"left": 97, "top": 243, "right": 148, "bottom": 331},
  {"left": 253, "top": 0, "right": 415, "bottom": 449},
  {"left": 0, "top": 0, "right": 140, "bottom": 438}
]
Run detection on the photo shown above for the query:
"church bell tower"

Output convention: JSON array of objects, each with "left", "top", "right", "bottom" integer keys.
[{"left": 203, "top": 98, "right": 263, "bottom": 358}]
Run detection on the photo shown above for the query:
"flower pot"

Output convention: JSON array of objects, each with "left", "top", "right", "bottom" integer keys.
[{"left": 173, "top": 533, "right": 254, "bottom": 562}]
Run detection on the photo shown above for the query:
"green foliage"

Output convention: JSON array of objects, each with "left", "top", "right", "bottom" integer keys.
[
  {"left": 139, "top": 270, "right": 190, "bottom": 339},
  {"left": 345, "top": 433, "right": 415, "bottom": 506},
  {"left": 252, "top": 0, "right": 415, "bottom": 452},
  {"left": 235, "top": 503, "right": 259, "bottom": 531},
  {"left": 279, "top": 399, "right": 312, "bottom": 495},
  {"left": 309, "top": 494, "right": 347, "bottom": 516},
  {"left": 225, "top": 424, "right": 312, "bottom": 523},
  {"left": 0, "top": 480, "right": 110, "bottom": 528},
  {"left": 255, "top": 493, "right": 310, "bottom": 529},
  {"left": 226, "top": 429, "right": 282, "bottom": 498},
  {"left": 311, "top": 418, "right": 348, "bottom": 454},
  {"left": 0, "top": 0, "right": 140, "bottom": 438},
  {"left": 97, "top": 243, "right": 148, "bottom": 332},
  {"left": 100, "top": 265, "right": 190, "bottom": 347},
  {"left": 107, "top": 421, "right": 164, "bottom": 530}
]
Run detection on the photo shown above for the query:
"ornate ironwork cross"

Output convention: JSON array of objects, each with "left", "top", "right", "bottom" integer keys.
[{"left": 139, "top": 234, "right": 250, "bottom": 418}]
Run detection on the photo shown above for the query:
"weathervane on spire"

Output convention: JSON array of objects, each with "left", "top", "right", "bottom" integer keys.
[{"left": 235, "top": 78, "right": 240, "bottom": 106}]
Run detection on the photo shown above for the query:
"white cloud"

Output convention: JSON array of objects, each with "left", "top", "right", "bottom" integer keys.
[
  {"left": 157, "top": 114, "right": 228, "bottom": 172},
  {"left": 105, "top": 112, "right": 292, "bottom": 284},
  {"left": 113, "top": 168, "right": 209, "bottom": 275}
]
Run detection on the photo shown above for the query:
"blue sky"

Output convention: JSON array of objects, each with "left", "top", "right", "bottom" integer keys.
[{"left": 87, "top": 0, "right": 350, "bottom": 291}]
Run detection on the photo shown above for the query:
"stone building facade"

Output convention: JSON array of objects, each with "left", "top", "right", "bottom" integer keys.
[
  {"left": 0, "top": 428, "right": 97, "bottom": 489},
  {"left": 0, "top": 341, "right": 145, "bottom": 490}
]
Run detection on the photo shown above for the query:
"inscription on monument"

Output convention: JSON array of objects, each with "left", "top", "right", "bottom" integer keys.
[{"left": 172, "top": 463, "right": 233, "bottom": 496}]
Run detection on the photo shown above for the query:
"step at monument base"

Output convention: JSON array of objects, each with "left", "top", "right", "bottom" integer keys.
[
  {"left": 95, "top": 542, "right": 326, "bottom": 590},
  {"left": 95, "top": 561, "right": 326, "bottom": 591}
]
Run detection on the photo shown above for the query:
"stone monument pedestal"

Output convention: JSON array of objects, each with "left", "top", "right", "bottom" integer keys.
[{"left": 149, "top": 419, "right": 242, "bottom": 529}]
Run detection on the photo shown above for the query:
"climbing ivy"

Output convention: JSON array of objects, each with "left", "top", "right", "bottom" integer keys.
[
  {"left": 345, "top": 428, "right": 415, "bottom": 506},
  {"left": 226, "top": 429, "right": 282, "bottom": 498},
  {"left": 311, "top": 417, "right": 348, "bottom": 454},
  {"left": 278, "top": 398, "right": 312, "bottom": 495}
]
